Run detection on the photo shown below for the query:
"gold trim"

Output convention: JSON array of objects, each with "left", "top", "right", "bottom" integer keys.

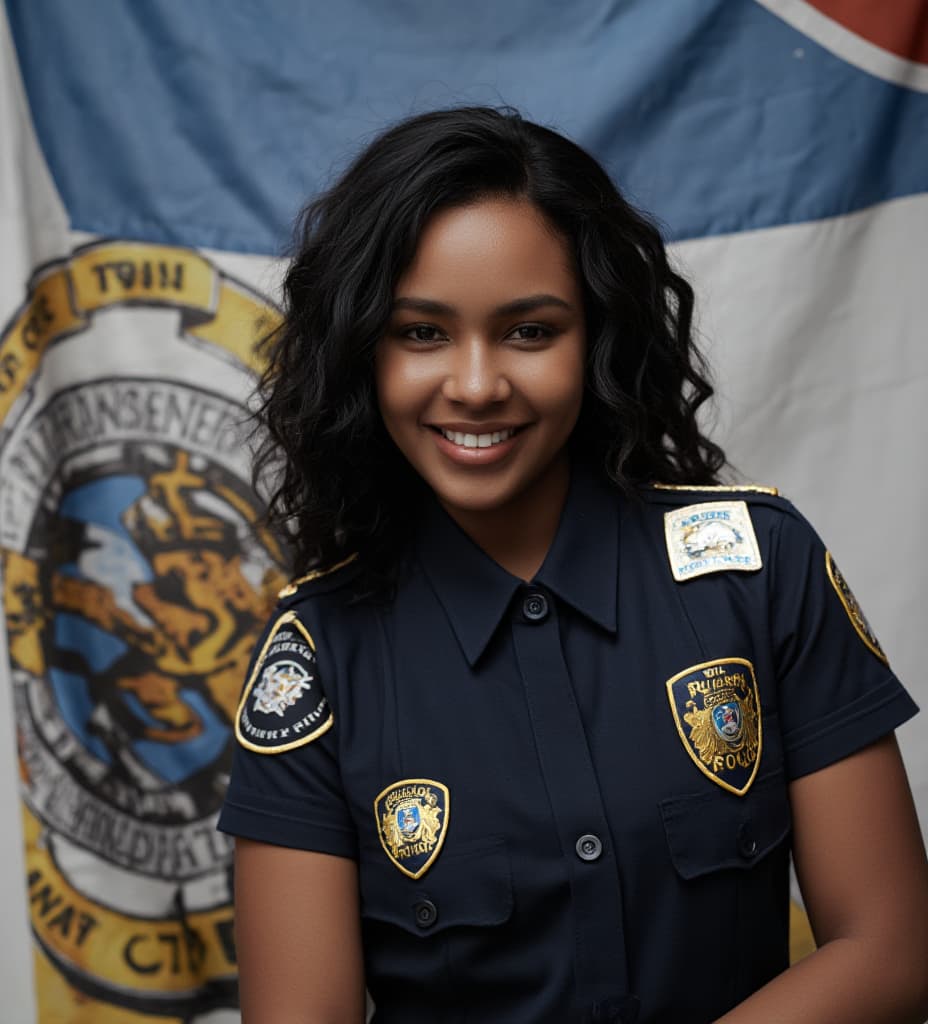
[
  {"left": 374, "top": 778, "right": 450, "bottom": 880},
  {"left": 665, "top": 656, "right": 763, "bottom": 797},
  {"left": 652, "top": 483, "right": 779, "bottom": 496},
  {"left": 278, "top": 553, "right": 359, "bottom": 598},
  {"left": 234, "top": 610, "right": 334, "bottom": 754},
  {"left": 825, "top": 552, "right": 889, "bottom": 666}
]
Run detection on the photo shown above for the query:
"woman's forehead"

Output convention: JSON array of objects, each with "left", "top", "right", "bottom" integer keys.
[{"left": 394, "top": 198, "right": 579, "bottom": 312}]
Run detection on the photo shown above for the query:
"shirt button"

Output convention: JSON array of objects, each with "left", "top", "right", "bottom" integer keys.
[
  {"left": 575, "top": 833, "right": 603, "bottom": 862},
  {"left": 414, "top": 899, "right": 438, "bottom": 929},
  {"left": 522, "top": 591, "right": 549, "bottom": 622},
  {"left": 738, "top": 821, "right": 758, "bottom": 859}
]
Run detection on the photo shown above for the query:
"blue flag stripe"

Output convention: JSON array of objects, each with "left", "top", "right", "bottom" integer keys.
[{"left": 5, "top": 0, "right": 927, "bottom": 252}]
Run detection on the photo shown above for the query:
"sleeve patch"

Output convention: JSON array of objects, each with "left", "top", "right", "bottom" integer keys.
[
  {"left": 664, "top": 501, "right": 763, "bottom": 581},
  {"left": 825, "top": 552, "right": 889, "bottom": 667},
  {"left": 234, "top": 611, "right": 334, "bottom": 754}
]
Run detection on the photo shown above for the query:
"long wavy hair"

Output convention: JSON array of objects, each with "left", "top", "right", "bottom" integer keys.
[{"left": 255, "top": 106, "right": 726, "bottom": 590}]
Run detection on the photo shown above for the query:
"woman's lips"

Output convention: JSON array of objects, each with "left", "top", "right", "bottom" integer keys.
[{"left": 429, "top": 425, "right": 524, "bottom": 465}]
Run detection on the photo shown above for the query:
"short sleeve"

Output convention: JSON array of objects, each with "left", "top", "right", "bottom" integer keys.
[
  {"left": 769, "top": 505, "right": 918, "bottom": 780},
  {"left": 217, "top": 607, "right": 357, "bottom": 858}
]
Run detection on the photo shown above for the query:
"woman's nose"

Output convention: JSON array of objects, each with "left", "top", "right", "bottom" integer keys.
[{"left": 440, "top": 338, "right": 511, "bottom": 405}]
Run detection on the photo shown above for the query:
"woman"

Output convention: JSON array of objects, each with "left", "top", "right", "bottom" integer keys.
[{"left": 218, "top": 107, "right": 928, "bottom": 1023}]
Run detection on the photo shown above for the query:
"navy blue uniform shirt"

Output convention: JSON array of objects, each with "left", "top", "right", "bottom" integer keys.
[{"left": 219, "top": 465, "right": 917, "bottom": 1023}]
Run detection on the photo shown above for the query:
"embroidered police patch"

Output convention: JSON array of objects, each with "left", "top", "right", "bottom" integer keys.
[
  {"left": 234, "top": 611, "right": 333, "bottom": 754},
  {"left": 825, "top": 552, "right": 889, "bottom": 666},
  {"left": 666, "top": 657, "right": 762, "bottom": 796},
  {"left": 664, "top": 501, "right": 762, "bottom": 581},
  {"left": 375, "top": 779, "right": 449, "bottom": 879}
]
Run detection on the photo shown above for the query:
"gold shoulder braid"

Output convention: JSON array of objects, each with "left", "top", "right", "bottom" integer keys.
[
  {"left": 651, "top": 483, "right": 779, "bottom": 496},
  {"left": 277, "top": 553, "right": 359, "bottom": 599}
]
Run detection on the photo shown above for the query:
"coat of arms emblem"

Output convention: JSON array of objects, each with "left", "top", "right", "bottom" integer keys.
[
  {"left": 825, "top": 551, "right": 888, "bottom": 666},
  {"left": 374, "top": 779, "right": 449, "bottom": 879},
  {"left": 666, "top": 657, "right": 762, "bottom": 795}
]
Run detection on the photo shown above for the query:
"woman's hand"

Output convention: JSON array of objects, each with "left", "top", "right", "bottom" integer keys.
[
  {"left": 716, "top": 733, "right": 928, "bottom": 1023},
  {"left": 234, "top": 839, "right": 366, "bottom": 1024}
]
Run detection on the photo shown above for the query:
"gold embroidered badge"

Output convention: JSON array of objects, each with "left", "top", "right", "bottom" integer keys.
[
  {"left": 825, "top": 552, "right": 889, "bottom": 666},
  {"left": 664, "top": 501, "right": 763, "bottom": 581},
  {"left": 666, "top": 657, "right": 762, "bottom": 796},
  {"left": 375, "top": 779, "right": 449, "bottom": 879}
]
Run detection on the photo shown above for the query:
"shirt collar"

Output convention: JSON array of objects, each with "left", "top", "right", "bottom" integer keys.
[{"left": 414, "top": 462, "right": 619, "bottom": 667}]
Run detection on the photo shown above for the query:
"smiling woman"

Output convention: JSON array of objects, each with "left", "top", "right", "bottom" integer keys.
[
  {"left": 376, "top": 199, "right": 586, "bottom": 578},
  {"left": 218, "top": 108, "right": 928, "bottom": 1024}
]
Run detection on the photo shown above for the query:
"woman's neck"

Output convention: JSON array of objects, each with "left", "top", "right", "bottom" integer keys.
[{"left": 440, "top": 454, "right": 570, "bottom": 582}]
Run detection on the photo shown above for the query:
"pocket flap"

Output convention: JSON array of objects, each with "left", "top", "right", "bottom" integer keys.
[
  {"left": 660, "top": 770, "right": 791, "bottom": 880},
  {"left": 360, "top": 836, "right": 513, "bottom": 935}
]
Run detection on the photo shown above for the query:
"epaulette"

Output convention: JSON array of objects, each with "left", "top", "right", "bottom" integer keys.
[
  {"left": 277, "top": 553, "right": 360, "bottom": 599},
  {"left": 648, "top": 482, "right": 779, "bottom": 496}
]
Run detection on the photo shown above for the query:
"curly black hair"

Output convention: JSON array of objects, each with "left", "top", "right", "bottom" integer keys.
[{"left": 255, "top": 106, "right": 726, "bottom": 590}]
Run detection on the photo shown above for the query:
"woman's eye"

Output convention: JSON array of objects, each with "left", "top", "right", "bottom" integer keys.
[
  {"left": 509, "top": 324, "right": 552, "bottom": 342},
  {"left": 403, "top": 325, "right": 443, "bottom": 343}
]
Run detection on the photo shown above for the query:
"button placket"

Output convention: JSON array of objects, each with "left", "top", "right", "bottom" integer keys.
[{"left": 511, "top": 591, "right": 630, "bottom": 999}]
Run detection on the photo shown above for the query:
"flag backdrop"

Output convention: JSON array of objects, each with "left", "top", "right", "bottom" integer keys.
[{"left": 1, "top": 2, "right": 926, "bottom": 1021}]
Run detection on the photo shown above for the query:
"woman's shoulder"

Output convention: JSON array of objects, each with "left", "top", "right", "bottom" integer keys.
[
  {"left": 276, "top": 552, "right": 363, "bottom": 601},
  {"left": 636, "top": 480, "right": 805, "bottom": 534},
  {"left": 640, "top": 480, "right": 783, "bottom": 503},
  {"left": 633, "top": 480, "right": 827, "bottom": 584},
  {"left": 259, "top": 552, "right": 374, "bottom": 663}
]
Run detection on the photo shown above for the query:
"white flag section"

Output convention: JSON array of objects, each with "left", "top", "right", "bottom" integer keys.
[
  {"left": 1, "top": 1, "right": 926, "bottom": 1021},
  {"left": 0, "top": 8, "right": 67, "bottom": 1022}
]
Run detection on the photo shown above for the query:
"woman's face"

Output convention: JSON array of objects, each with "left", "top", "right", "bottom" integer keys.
[{"left": 375, "top": 197, "right": 586, "bottom": 521}]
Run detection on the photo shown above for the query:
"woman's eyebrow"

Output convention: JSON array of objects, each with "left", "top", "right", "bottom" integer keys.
[
  {"left": 392, "top": 297, "right": 456, "bottom": 316},
  {"left": 391, "top": 294, "right": 573, "bottom": 316},
  {"left": 494, "top": 294, "right": 573, "bottom": 316}
]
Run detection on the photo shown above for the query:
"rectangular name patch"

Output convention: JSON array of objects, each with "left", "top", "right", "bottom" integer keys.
[{"left": 664, "top": 500, "right": 762, "bottom": 582}]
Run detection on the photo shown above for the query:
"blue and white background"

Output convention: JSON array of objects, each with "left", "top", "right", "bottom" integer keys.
[{"left": 1, "top": 1, "right": 925, "bottom": 1020}]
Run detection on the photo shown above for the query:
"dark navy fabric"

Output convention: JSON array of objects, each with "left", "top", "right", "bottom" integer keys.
[
  {"left": 219, "top": 465, "right": 917, "bottom": 1023},
  {"left": 6, "top": 0, "right": 928, "bottom": 252}
]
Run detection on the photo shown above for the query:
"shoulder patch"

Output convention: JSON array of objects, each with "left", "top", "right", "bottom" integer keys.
[
  {"left": 651, "top": 482, "right": 779, "bottom": 496},
  {"left": 278, "top": 552, "right": 359, "bottom": 599},
  {"left": 825, "top": 552, "right": 889, "bottom": 666},
  {"left": 664, "top": 500, "right": 763, "bottom": 581},
  {"left": 235, "top": 611, "right": 333, "bottom": 754}
]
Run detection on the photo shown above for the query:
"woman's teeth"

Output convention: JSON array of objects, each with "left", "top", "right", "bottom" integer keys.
[{"left": 439, "top": 427, "right": 516, "bottom": 449}]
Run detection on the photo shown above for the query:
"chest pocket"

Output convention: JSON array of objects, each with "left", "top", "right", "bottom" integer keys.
[
  {"left": 360, "top": 836, "right": 513, "bottom": 1009},
  {"left": 659, "top": 767, "right": 791, "bottom": 878},
  {"left": 658, "top": 767, "right": 793, "bottom": 1008}
]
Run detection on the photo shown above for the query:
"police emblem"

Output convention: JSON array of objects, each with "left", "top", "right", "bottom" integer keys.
[
  {"left": 375, "top": 779, "right": 449, "bottom": 879},
  {"left": 234, "top": 611, "right": 333, "bottom": 753},
  {"left": 664, "top": 501, "right": 762, "bottom": 581},
  {"left": 825, "top": 552, "right": 889, "bottom": 666},
  {"left": 666, "top": 657, "right": 762, "bottom": 795}
]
